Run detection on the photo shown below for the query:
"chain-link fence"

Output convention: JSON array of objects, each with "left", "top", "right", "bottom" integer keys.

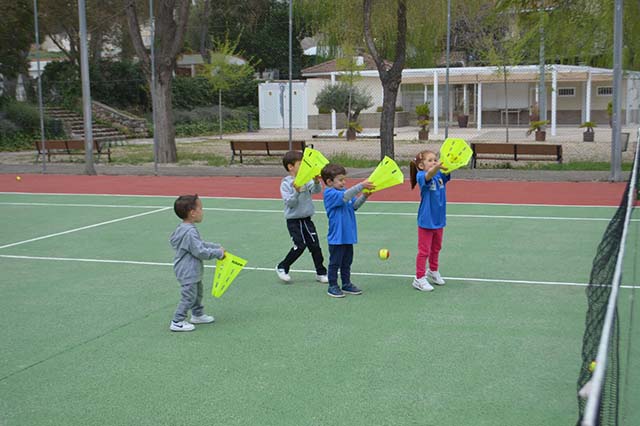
[{"left": 288, "top": 63, "right": 640, "bottom": 165}]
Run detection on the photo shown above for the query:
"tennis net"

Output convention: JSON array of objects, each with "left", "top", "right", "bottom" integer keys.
[{"left": 577, "top": 130, "right": 640, "bottom": 426}]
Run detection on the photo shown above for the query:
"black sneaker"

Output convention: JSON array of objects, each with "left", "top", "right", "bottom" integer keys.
[
  {"left": 327, "top": 285, "right": 345, "bottom": 298},
  {"left": 341, "top": 283, "right": 362, "bottom": 295}
]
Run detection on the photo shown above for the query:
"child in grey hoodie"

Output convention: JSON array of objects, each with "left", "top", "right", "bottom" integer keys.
[
  {"left": 276, "top": 150, "right": 328, "bottom": 284},
  {"left": 169, "top": 194, "right": 225, "bottom": 332}
]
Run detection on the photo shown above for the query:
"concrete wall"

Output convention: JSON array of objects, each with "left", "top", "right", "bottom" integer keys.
[{"left": 308, "top": 111, "right": 410, "bottom": 130}]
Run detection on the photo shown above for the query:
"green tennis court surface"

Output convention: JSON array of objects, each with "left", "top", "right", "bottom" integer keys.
[{"left": 1, "top": 193, "right": 638, "bottom": 425}]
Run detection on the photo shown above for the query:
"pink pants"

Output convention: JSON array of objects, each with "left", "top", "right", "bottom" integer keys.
[{"left": 416, "top": 227, "right": 444, "bottom": 278}]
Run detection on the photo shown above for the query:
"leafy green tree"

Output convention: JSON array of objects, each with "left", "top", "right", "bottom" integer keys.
[
  {"left": 0, "top": 1, "right": 34, "bottom": 85},
  {"left": 467, "top": 5, "right": 535, "bottom": 142},
  {"left": 199, "top": 39, "right": 257, "bottom": 136},
  {"left": 124, "top": 0, "right": 191, "bottom": 163},
  {"left": 496, "top": 0, "right": 640, "bottom": 70},
  {"left": 38, "top": 0, "right": 137, "bottom": 66},
  {"left": 314, "top": 83, "right": 373, "bottom": 139},
  {"left": 299, "top": 0, "right": 450, "bottom": 158},
  {"left": 207, "top": 0, "right": 306, "bottom": 78}
]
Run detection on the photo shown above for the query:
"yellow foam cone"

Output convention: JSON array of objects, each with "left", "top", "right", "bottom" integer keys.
[
  {"left": 440, "top": 138, "right": 473, "bottom": 173},
  {"left": 212, "top": 253, "right": 247, "bottom": 298},
  {"left": 294, "top": 148, "right": 330, "bottom": 187},
  {"left": 366, "top": 156, "right": 404, "bottom": 193}
]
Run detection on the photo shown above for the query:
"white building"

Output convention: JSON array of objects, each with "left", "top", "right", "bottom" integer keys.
[{"left": 259, "top": 56, "right": 640, "bottom": 135}]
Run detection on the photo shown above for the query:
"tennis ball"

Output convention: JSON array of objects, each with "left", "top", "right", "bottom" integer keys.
[
  {"left": 378, "top": 249, "right": 390, "bottom": 260},
  {"left": 16, "top": 176, "right": 21, "bottom": 181},
  {"left": 589, "top": 361, "right": 596, "bottom": 372}
]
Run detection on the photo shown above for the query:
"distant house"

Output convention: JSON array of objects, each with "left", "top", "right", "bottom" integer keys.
[
  {"left": 176, "top": 54, "right": 205, "bottom": 77},
  {"left": 258, "top": 56, "right": 640, "bottom": 132},
  {"left": 176, "top": 53, "right": 248, "bottom": 77}
]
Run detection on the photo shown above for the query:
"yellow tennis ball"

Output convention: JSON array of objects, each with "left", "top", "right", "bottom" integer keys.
[
  {"left": 378, "top": 249, "right": 390, "bottom": 260},
  {"left": 16, "top": 176, "right": 21, "bottom": 181},
  {"left": 589, "top": 361, "right": 596, "bottom": 372}
]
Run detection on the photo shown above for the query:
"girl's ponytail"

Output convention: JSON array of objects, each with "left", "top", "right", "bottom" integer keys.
[{"left": 410, "top": 160, "right": 419, "bottom": 189}]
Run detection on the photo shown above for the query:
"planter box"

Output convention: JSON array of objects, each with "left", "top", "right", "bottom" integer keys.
[{"left": 583, "top": 131, "right": 594, "bottom": 142}]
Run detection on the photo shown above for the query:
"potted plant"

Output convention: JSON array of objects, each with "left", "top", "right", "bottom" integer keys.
[
  {"left": 454, "top": 103, "right": 468, "bottom": 128},
  {"left": 580, "top": 121, "right": 596, "bottom": 142},
  {"left": 415, "top": 103, "right": 430, "bottom": 140},
  {"left": 526, "top": 120, "right": 549, "bottom": 141},
  {"left": 339, "top": 121, "right": 363, "bottom": 141}
]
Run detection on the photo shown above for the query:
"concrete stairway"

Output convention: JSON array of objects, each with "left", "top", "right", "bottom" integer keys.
[{"left": 44, "top": 107, "right": 128, "bottom": 144}]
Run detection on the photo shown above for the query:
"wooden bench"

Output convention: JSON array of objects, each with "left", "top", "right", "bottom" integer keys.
[
  {"left": 470, "top": 143, "right": 562, "bottom": 168},
  {"left": 229, "top": 140, "right": 311, "bottom": 163},
  {"left": 34, "top": 139, "right": 112, "bottom": 162}
]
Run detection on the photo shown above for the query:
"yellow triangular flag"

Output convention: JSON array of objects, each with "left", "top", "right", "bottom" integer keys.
[
  {"left": 212, "top": 252, "right": 247, "bottom": 298},
  {"left": 294, "top": 148, "right": 330, "bottom": 187},
  {"left": 440, "top": 138, "right": 473, "bottom": 173},
  {"left": 365, "top": 156, "right": 404, "bottom": 193}
]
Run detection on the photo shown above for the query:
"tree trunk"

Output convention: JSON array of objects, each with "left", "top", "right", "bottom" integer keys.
[
  {"left": 380, "top": 83, "right": 399, "bottom": 158},
  {"left": 153, "top": 77, "right": 177, "bottom": 162},
  {"left": 124, "top": 0, "right": 190, "bottom": 164},
  {"left": 199, "top": 0, "right": 212, "bottom": 63},
  {"left": 363, "top": 0, "right": 407, "bottom": 161}
]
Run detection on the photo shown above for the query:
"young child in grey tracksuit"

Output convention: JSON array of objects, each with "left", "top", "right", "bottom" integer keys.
[
  {"left": 275, "top": 150, "right": 328, "bottom": 284},
  {"left": 169, "top": 194, "right": 225, "bottom": 332}
]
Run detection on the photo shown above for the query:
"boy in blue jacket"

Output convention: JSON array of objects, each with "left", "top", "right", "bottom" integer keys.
[
  {"left": 320, "top": 164, "right": 374, "bottom": 298},
  {"left": 169, "top": 194, "right": 225, "bottom": 332}
]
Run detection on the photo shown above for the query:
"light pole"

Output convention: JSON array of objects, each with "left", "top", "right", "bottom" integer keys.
[
  {"left": 33, "top": 0, "right": 46, "bottom": 173},
  {"left": 444, "top": 0, "right": 451, "bottom": 138},
  {"left": 288, "top": 0, "right": 293, "bottom": 149},
  {"left": 150, "top": 0, "right": 158, "bottom": 175},
  {"left": 78, "top": 0, "right": 96, "bottom": 175}
]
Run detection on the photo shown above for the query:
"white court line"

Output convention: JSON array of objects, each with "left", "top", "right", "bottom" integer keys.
[
  {"left": 0, "top": 207, "right": 170, "bottom": 250},
  {"left": 1, "top": 253, "right": 637, "bottom": 289},
  {"left": 0, "top": 191, "right": 621, "bottom": 208},
  {"left": 0, "top": 202, "right": 165, "bottom": 209},
  {"left": 0, "top": 202, "right": 620, "bottom": 221}
]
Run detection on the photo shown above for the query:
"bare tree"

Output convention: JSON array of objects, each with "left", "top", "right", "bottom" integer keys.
[
  {"left": 363, "top": 0, "right": 406, "bottom": 159},
  {"left": 124, "top": 0, "right": 190, "bottom": 163}
]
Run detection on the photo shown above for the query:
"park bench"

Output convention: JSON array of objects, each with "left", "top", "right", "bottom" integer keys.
[
  {"left": 34, "top": 139, "right": 112, "bottom": 162},
  {"left": 470, "top": 143, "right": 562, "bottom": 168},
  {"left": 229, "top": 140, "right": 311, "bottom": 163}
]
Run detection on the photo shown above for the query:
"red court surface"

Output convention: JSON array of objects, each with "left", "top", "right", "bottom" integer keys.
[{"left": 0, "top": 173, "right": 629, "bottom": 206}]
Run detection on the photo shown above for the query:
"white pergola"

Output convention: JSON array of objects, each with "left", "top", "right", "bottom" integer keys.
[{"left": 384, "top": 65, "right": 613, "bottom": 137}]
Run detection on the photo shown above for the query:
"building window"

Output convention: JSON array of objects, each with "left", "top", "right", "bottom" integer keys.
[
  {"left": 597, "top": 86, "right": 613, "bottom": 96},
  {"left": 558, "top": 87, "right": 575, "bottom": 97}
]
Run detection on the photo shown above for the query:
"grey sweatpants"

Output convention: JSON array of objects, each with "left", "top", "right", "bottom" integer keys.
[{"left": 172, "top": 280, "right": 205, "bottom": 322}]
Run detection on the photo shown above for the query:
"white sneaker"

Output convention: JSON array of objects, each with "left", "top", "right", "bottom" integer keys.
[
  {"left": 190, "top": 314, "right": 215, "bottom": 324},
  {"left": 170, "top": 320, "right": 195, "bottom": 332},
  {"left": 412, "top": 277, "right": 434, "bottom": 292},
  {"left": 276, "top": 266, "right": 291, "bottom": 282},
  {"left": 316, "top": 274, "right": 329, "bottom": 283},
  {"left": 426, "top": 270, "right": 446, "bottom": 286}
]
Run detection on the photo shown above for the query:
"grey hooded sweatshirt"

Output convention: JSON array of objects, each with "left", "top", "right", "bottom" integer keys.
[
  {"left": 169, "top": 222, "right": 224, "bottom": 284},
  {"left": 280, "top": 176, "right": 322, "bottom": 219}
]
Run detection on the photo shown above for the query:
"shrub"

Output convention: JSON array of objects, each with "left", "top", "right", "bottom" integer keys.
[
  {"left": 173, "top": 106, "right": 252, "bottom": 136},
  {"left": 415, "top": 103, "right": 430, "bottom": 117},
  {"left": 90, "top": 60, "right": 148, "bottom": 109},
  {"left": 3, "top": 101, "right": 64, "bottom": 137},
  {"left": 172, "top": 76, "right": 216, "bottom": 110},
  {"left": 41, "top": 61, "right": 81, "bottom": 109},
  {"left": 314, "top": 83, "right": 373, "bottom": 120}
]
